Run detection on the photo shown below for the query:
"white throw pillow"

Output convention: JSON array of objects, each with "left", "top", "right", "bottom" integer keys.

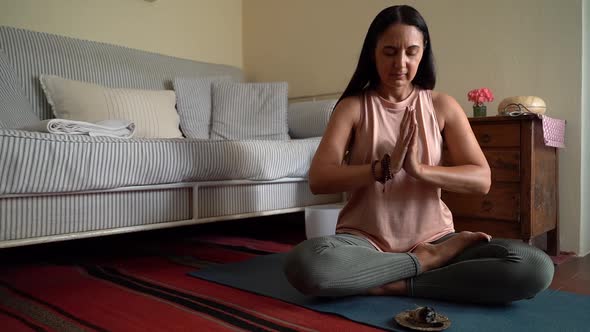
[
  {"left": 40, "top": 75, "right": 183, "bottom": 138},
  {"left": 210, "top": 81, "right": 289, "bottom": 140}
]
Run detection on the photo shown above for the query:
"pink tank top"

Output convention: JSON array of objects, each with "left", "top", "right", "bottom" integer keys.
[{"left": 335, "top": 88, "right": 455, "bottom": 253}]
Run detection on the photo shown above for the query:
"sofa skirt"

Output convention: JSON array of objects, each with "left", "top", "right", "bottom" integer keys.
[{"left": 0, "top": 179, "right": 342, "bottom": 247}]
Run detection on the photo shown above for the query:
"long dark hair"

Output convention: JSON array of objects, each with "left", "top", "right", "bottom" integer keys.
[{"left": 337, "top": 5, "right": 436, "bottom": 105}]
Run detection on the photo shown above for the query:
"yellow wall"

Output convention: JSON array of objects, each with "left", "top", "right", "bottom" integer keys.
[
  {"left": 0, "top": 0, "right": 243, "bottom": 68},
  {"left": 244, "top": 0, "right": 586, "bottom": 255}
]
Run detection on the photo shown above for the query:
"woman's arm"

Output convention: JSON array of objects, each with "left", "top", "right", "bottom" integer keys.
[
  {"left": 308, "top": 96, "right": 375, "bottom": 194},
  {"left": 403, "top": 92, "right": 491, "bottom": 194}
]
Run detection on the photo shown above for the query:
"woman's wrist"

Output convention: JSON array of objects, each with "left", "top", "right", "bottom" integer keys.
[{"left": 412, "top": 164, "right": 428, "bottom": 181}]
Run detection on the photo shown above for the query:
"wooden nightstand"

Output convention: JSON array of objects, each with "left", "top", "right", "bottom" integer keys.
[{"left": 441, "top": 115, "right": 559, "bottom": 255}]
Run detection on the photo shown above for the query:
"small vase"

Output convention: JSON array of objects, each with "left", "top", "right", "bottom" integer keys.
[{"left": 473, "top": 105, "right": 487, "bottom": 117}]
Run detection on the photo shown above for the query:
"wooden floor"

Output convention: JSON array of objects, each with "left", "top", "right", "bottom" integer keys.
[{"left": 551, "top": 252, "right": 590, "bottom": 295}]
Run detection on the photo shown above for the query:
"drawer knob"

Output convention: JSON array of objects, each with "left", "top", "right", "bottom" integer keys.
[
  {"left": 481, "top": 134, "right": 492, "bottom": 143},
  {"left": 481, "top": 200, "right": 493, "bottom": 212}
]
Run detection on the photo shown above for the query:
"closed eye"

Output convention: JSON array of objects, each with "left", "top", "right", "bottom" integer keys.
[
  {"left": 383, "top": 46, "right": 397, "bottom": 56},
  {"left": 407, "top": 46, "right": 420, "bottom": 56},
  {"left": 382, "top": 45, "right": 420, "bottom": 56}
]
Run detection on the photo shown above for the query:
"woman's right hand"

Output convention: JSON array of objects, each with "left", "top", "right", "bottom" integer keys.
[{"left": 389, "top": 107, "right": 416, "bottom": 174}]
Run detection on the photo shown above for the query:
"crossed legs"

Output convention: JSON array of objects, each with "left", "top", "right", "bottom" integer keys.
[{"left": 284, "top": 232, "right": 554, "bottom": 304}]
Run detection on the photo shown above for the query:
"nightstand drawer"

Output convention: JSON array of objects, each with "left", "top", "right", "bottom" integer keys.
[
  {"left": 441, "top": 149, "right": 520, "bottom": 182},
  {"left": 442, "top": 182, "right": 520, "bottom": 222},
  {"left": 472, "top": 123, "right": 520, "bottom": 147},
  {"left": 484, "top": 150, "right": 520, "bottom": 182}
]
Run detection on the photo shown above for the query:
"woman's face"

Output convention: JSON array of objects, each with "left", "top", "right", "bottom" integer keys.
[{"left": 374, "top": 23, "right": 425, "bottom": 90}]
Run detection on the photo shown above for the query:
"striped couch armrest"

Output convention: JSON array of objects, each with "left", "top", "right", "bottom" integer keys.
[{"left": 287, "top": 99, "right": 337, "bottom": 139}]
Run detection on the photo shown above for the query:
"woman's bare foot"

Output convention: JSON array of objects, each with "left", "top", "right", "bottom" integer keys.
[
  {"left": 412, "top": 231, "right": 491, "bottom": 272},
  {"left": 367, "top": 280, "right": 407, "bottom": 296},
  {"left": 365, "top": 232, "right": 490, "bottom": 296}
]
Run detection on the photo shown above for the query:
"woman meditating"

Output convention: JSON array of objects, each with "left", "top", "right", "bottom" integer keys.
[{"left": 284, "top": 5, "right": 554, "bottom": 304}]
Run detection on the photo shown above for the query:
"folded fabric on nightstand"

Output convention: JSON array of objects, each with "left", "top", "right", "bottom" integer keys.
[{"left": 539, "top": 115, "right": 566, "bottom": 148}]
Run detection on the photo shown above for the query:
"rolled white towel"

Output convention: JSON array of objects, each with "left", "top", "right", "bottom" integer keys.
[{"left": 21, "top": 119, "right": 136, "bottom": 138}]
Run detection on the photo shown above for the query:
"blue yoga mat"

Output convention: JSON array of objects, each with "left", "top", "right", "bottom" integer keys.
[{"left": 190, "top": 253, "right": 589, "bottom": 332}]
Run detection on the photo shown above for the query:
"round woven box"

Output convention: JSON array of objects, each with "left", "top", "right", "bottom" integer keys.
[
  {"left": 394, "top": 309, "right": 451, "bottom": 331},
  {"left": 497, "top": 96, "right": 546, "bottom": 116}
]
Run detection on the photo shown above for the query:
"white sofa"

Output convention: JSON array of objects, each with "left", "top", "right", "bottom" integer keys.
[{"left": 0, "top": 26, "right": 342, "bottom": 248}]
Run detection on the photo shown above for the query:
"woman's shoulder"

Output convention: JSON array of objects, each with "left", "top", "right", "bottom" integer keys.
[
  {"left": 430, "top": 90, "right": 463, "bottom": 114},
  {"left": 334, "top": 94, "right": 363, "bottom": 114},
  {"left": 335, "top": 94, "right": 363, "bottom": 110},
  {"left": 429, "top": 90, "right": 465, "bottom": 129},
  {"left": 332, "top": 94, "right": 364, "bottom": 122},
  {"left": 430, "top": 90, "right": 458, "bottom": 108}
]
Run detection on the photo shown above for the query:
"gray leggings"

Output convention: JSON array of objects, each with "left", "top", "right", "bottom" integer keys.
[{"left": 284, "top": 233, "right": 555, "bottom": 304}]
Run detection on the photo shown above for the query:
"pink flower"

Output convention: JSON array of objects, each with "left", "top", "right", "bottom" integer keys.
[{"left": 467, "top": 88, "right": 494, "bottom": 106}]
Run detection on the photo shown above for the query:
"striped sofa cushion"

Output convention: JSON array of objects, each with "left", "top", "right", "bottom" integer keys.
[
  {"left": 211, "top": 82, "right": 289, "bottom": 140},
  {"left": 0, "top": 48, "right": 39, "bottom": 129},
  {"left": 173, "top": 76, "right": 234, "bottom": 139},
  {"left": 0, "top": 130, "right": 320, "bottom": 195}
]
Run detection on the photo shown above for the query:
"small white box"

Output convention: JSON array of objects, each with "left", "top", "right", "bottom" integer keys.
[{"left": 304, "top": 204, "right": 344, "bottom": 239}]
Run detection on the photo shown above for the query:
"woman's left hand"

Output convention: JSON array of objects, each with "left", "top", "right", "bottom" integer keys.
[{"left": 403, "top": 111, "right": 423, "bottom": 179}]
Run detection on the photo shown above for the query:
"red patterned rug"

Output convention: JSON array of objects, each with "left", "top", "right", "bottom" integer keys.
[
  {"left": 0, "top": 215, "right": 573, "bottom": 331},
  {"left": 0, "top": 219, "right": 382, "bottom": 332}
]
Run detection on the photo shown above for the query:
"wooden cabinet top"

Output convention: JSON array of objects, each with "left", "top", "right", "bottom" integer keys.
[{"left": 468, "top": 115, "right": 537, "bottom": 123}]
